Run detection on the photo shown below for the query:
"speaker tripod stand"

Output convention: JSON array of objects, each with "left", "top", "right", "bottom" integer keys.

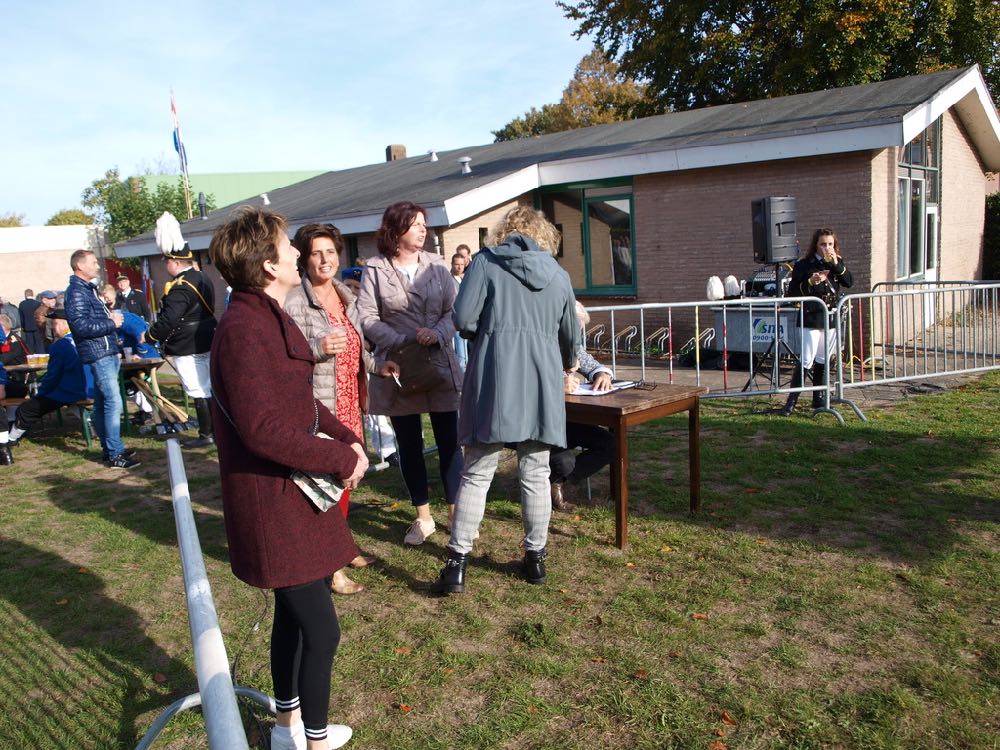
[{"left": 741, "top": 334, "right": 803, "bottom": 392}]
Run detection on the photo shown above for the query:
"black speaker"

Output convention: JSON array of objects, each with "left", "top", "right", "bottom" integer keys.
[{"left": 751, "top": 196, "right": 798, "bottom": 263}]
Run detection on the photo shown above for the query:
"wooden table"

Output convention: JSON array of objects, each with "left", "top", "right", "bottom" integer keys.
[
  {"left": 120, "top": 358, "right": 166, "bottom": 435},
  {"left": 565, "top": 382, "right": 709, "bottom": 549}
]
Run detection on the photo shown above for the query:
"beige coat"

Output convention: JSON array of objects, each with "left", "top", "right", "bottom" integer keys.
[
  {"left": 283, "top": 276, "right": 375, "bottom": 415},
  {"left": 356, "top": 252, "right": 462, "bottom": 416}
]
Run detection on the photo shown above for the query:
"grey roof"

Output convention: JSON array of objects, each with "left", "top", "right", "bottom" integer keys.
[{"left": 117, "top": 66, "right": 995, "bottom": 256}]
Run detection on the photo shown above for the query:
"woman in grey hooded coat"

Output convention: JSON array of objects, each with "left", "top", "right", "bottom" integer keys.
[{"left": 432, "top": 206, "right": 580, "bottom": 595}]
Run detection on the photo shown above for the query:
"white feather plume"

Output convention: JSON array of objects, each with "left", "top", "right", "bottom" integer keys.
[{"left": 155, "top": 212, "right": 186, "bottom": 254}]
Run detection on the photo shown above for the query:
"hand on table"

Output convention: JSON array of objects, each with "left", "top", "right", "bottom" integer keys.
[{"left": 591, "top": 372, "right": 613, "bottom": 392}]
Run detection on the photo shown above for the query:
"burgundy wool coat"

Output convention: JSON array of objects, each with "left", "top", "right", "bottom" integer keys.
[{"left": 210, "top": 288, "right": 361, "bottom": 589}]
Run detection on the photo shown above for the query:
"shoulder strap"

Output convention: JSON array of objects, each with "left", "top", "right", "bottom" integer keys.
[{"left": 174, "top": 277, "right": 215, "bottom": 316}]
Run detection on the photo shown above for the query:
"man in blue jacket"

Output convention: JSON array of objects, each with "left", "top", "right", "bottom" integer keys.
[
  {"left": 6, "top": 308, "right": 94, "bottom": 448},
  {"left": 64, "top": 249, "right": 139, "bottom": 469}
]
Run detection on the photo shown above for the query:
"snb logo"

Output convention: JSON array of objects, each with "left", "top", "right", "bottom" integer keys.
[{"left": 752, "top": 318, "right": 785, "bottom": 342}]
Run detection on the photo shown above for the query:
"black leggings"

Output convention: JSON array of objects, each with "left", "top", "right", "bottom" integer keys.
[
  {"left": 389, "top": 411, "right": 462, "bottom": 506},
  {"left": 271, "top": 577, "right": 340, "bottom": 735}
]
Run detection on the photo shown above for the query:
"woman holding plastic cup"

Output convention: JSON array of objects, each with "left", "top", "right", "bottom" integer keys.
[{"left": 284, "top": 223, "right": 395, "bottom": 595}]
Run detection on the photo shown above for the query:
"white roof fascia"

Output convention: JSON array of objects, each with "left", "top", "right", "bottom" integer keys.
[
  {"left": 538, "top": 122, "right": 901, "bottom": 184},
  {"left": 902, "top": 66, "right": 1000, "bottom": 170},
  {"left": 442, "top": 165, "right": 541, "bottom": 225}
]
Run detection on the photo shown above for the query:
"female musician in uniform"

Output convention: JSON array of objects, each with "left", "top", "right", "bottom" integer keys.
[{"left": 780, "top": 228, "right": 853, "bottom": 415}]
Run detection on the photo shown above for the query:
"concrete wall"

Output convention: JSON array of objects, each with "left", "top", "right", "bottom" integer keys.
[{"left": 0, "top": 225, "right": 107, "bottom": 303}]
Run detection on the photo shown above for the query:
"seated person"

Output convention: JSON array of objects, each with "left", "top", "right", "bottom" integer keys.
[
  {"left": 1, "top": 314, "right": 30, "bottom": 365},
  {"left": 550, "top": 302, "right": 615, "bottom": 511},
  {"left": 1, "top": 360, "right": 30, "bottom": 465},
  {"left": 6, "top": 308, "right": 93, "bottom": 452}
]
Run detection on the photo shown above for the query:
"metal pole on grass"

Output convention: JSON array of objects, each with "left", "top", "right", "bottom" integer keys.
[{"left": 136, "top": 438, "right": 250, "bottom": 750}]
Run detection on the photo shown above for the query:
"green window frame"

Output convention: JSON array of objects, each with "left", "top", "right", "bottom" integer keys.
[{"left": 536, "top": 178, "right": 637, "bottom": 296}]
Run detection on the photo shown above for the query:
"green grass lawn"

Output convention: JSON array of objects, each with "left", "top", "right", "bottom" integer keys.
[{"left": 1, "top": 373, "right": 997, "bottom": 749}]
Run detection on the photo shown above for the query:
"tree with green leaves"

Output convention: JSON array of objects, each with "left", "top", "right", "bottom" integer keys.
[
  {"left": 559, "top": 0, "right": 1000, "bottom": 113},
  {"left": 46, "top": 209, "right": 95, "bottom": 226},
  {"left": 493, "top": 49, "right": 647, "bottom": 141},
  {"left": 81, "top": 168, "right": 215, "bottom": 244},
  {"left": 0, "top": 212, "right": 26, "bottom": 227}
]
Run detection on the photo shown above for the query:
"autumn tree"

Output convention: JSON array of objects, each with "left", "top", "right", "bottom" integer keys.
[
  {"left": 493, "top": 49, "right": 648, "bottom": 141},
  {"left": 559, "top": 0, "right": 1000, "bottom": 113},
  {"left": 81, "top": 168, "right": 215, "bottom": 244},
  {"left": 0, "top": 212, "right": 26, "bottom": 227},
  {"left": 46, "top": 208, "right": 95, "bottom": 226}
]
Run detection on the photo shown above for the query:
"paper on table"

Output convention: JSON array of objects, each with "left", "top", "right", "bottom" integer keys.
[{"left": 571, "top": 380, "right": 637, "bottom": 396}]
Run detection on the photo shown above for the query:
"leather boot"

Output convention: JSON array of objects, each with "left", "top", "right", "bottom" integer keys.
[
  {"left": 182, "top": 398, "right": 215, "bottom": 448},
  {"left": 0, "top": 444, "right": 13, "bottom": 466},
  {"left": 811, "top": 362, "right": 827, "bottom": 408},
  {"left": 430, "top": 551, "right": 468, "bottom": 595},
  {"left": 779, "top": 367, "right": 802, "bottom": 416},
  {"left": 551, "top": 482, "right": 576, "bottom": 512},
  {"left": 522, "top": 548, "right": 547, "bottom": 585}
]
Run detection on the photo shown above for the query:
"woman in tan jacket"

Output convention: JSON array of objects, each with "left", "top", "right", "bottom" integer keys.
[
  {"left": 356, "top": 201, "right": 464, "bottom": 546},
  {"left": 285, "top": 222, "right": 395, "bottom": 594}
]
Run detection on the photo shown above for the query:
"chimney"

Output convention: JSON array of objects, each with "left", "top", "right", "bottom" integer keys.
[
  {"left": 198, "top": 192, "right": 208, "bottom": 219},
  {"left": 386, "top": 144, "right": 407, "bottom": 162}
]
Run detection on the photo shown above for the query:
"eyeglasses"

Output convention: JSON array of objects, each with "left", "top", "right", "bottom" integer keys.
[{"left": 635, "top": 380, "right": 657, "bottom": 391}]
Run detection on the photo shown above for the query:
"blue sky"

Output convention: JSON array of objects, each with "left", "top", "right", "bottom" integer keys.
[{"left": 0, "top": 1, "right": 592, "bottom": 225}]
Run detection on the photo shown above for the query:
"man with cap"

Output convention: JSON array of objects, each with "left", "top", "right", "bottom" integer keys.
[
  {"left": 5, "top": 307, "right": 94, "bottom": 453},
  {"left": 114, "top": 271, "right": 151, "bottom": 322},
  {"left": 147, "top": 238, "right": 217, "bottom": 449}
]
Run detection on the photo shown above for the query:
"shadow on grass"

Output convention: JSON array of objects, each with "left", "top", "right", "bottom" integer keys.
[
  {"left": 626, "top": 403, "right": 999, "bottom": 564},
  {"left": 0, "top": 537, "right": 196, "bottom": 749}
]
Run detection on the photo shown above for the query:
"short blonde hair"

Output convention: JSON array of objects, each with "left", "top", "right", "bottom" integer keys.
[{"left": 487, "top": 206, "right": 561, "bottom": 255}]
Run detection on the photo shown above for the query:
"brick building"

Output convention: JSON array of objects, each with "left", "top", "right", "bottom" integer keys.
[{"left": 115, "top": 66, "right": 1000, "bottom": 318}]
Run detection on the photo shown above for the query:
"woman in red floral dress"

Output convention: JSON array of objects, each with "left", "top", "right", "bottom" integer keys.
[{"left": 285, "top": 223, "right": 395, "bottom": 594}]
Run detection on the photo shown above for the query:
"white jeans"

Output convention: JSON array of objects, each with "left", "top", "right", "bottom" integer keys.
[
  {"left": 448, "top": 440, "right": 552, "bottom": 555},
  {"left": 170, "top": 352, "right": 212, "bottom": 398},
  {"left": 365, "top": 413, "right": 397, "bottom": 459}
]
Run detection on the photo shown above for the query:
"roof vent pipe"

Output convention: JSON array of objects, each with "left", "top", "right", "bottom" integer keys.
[
  {"left": 458, "top": 156, "right": 472, "bottom": 175},
  {"left": 198, "top": 192, "right": 208, "bottom": 219},
  {"left": 428, "top": 150, "right": 438, "bottom": 162},
  {"left": 261, "top": 193, "right": 270, "bottom": 206}
]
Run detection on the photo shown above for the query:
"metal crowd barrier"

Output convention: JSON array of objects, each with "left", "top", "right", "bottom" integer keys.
[
  {"left": 584, "top": 281, "right": 1000, "bottom": 423},
  {"left": 136, "top": 439, "right": 275, "bottom": 749}
]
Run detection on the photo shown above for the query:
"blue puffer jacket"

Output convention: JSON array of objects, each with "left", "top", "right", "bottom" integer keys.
[{"left": 65, "top": 275, "right": 120, "bottom": 364}]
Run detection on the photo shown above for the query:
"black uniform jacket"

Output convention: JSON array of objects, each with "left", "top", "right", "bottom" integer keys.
[{"left": 148, "top": 267, "right": 217, "bottom": 356}]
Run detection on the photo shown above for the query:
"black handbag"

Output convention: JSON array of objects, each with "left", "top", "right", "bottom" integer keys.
[{"left": 388, "top": 341, "right": 448, "bottom": 395}]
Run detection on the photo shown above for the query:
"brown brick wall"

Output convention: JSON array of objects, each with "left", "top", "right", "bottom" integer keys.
[
  {"left": 940, "top": 110, "right": 987, "bottom": 280},
  {"left": 629, "top": 152, "right": 876, "bottom": 308}
]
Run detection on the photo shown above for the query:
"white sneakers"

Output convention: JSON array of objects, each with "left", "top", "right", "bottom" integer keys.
[
  {"left": 271, "top": 722, "right": 353, "bottom": 750},
  {"left": 403, "top": 517, "right": 436, "bottom": 545}
]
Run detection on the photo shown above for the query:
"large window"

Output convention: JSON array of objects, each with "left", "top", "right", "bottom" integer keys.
[
  {"left": 897, "top": 120, "right": 940, "bottom": 279},
  {"left": 538, "top": 180, "right": 636, "bottom": 295}
]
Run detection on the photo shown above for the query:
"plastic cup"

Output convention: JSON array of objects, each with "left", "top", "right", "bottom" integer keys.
[{"left": 123, "top": 347, "right": 133, "bottom": 360}]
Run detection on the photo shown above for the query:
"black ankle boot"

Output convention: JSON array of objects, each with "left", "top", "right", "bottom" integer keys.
[
  {"left": 430, "top": 551, "right": 468, "bottom": 595},
  {"left": 779, "top": 367, "right": 802, "bottom": 416},
  {"left": 811, "top": 363, "right": 827, "bottom": 408},
  {"left": 522, "top": 548, "right": 547, "bottom": 585},
  {"left": 0, "top": 444, "right": 13, "bottom": 466}
]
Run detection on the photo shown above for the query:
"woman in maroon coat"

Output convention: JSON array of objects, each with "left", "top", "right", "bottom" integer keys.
[{"left": 209, "top": 207, "right": 367, "bottom": 750}]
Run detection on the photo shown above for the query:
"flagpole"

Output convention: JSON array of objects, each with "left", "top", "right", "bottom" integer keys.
[{"left": 170, "top": 90, "right": 194, "bottom": 219}]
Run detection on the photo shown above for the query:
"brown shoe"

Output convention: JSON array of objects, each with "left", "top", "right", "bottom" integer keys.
[
  {"left": 551, "top": 482, "right": 576, "bottom": 512},
  {"left": 349, "top": 555, "right": 376, "bottom": 569},
  {"left": 331, "top": 569, "right": 364, "bottom": 595}
]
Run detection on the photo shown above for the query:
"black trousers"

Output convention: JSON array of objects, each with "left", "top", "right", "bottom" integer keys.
[
  {"left": 389, "top": 411, "right": 462, "bottom": 506},
  {"left": 271, "top": 577, "right": 340, "bottom": 735},
  {"left": 14, "top": 395, "right": 64, "bottom": 432},
  {"left": 549, "top": 421, "right": 614, "bottom": 485}
]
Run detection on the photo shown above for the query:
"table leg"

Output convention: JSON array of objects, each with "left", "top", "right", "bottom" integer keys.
[
  {"left": 118, "top": 365, "right": 132, "bottom": 437},
  {"left": 613, "top": 416, "right": 629, "bottom": 549},
  {"left": 688, "top": 400, "right": 701, "bottom": 513}
]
